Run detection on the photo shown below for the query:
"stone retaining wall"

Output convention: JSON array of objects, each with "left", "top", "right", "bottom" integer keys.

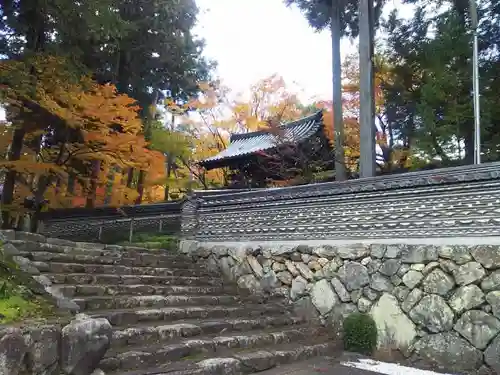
[
  {"left": 0, "top": 314, "right": 111, "bottom": 375},
  {"left": 185, "top": 241, "right": 500, "bottom": 374}
]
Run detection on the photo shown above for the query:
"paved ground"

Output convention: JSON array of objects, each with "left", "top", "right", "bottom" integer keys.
[
  {"left": 257, "top": 358, "right": 381, "bottom": 374},
  {"left": 256, "top": 358, "right": 382, "bottom": 375},
  {"left": 256, "top": 356, "right": 455, "bottom": 375}
]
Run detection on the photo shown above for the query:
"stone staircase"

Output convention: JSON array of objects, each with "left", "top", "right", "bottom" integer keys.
[{"left": 16, "top": 236, "right": 335, "bottom": 375}]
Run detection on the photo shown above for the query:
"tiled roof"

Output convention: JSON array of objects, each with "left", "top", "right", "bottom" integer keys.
[{"left": 199, "top": 111, "right": 323, "bottom": 168}]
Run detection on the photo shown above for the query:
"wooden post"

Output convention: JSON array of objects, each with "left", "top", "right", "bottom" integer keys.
[
  {"left": 36, "top": 220, "right": 44, "bottom": 234},
  {"left": 359, "top": 0, "right": 376, "bottom": 178},
  {"left": 128, "top": 219, "right": 134, "bottom": 243}
]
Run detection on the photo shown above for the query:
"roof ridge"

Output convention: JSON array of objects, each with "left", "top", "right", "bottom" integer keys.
[
  {"left": 199, "top": 110, "right": 325, "bottom": 169},
  {"left": 230, "top": 110, "right": 323, "bottom": 142}
]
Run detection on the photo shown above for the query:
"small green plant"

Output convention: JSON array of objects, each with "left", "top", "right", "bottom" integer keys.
[
  {"left": 342, "top": 312, "right": 378, "bottom": 355},
  {"left": 116, "top": 233, "right": 179, "bottom": 250},
  {"left": 0, "top": 243, "right": 56, "bottom": 322}
]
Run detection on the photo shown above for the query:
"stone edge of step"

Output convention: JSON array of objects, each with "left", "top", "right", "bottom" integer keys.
[
  {"left": 101, "top": 325, "right": 323, "bottom": 367},
  {"left": 108, "top": 315, "right": 306, "bottom": 349},
  {"left": 101, "top": 325, "right": 327, "bottom": 373},
  {"left": 19, "top": 250, "right": 197, "bottom": 263},
  {"left": 39, "top": 264, "right": 212, "bottom": 280},
  {"left": 73, "top": 294, "right": 242, "bottom": 311},
  {"left": 9, "top": 238, "right": 181, "bottom": 256},
  {"left": 106, "top": 341, "right": 335, "bottom": 375},
  {"left": 49, "top": 284, "right": 236, "bottom": 298},
  {"left": 88, "top": 302, "right": 292, "bottom": 325}
]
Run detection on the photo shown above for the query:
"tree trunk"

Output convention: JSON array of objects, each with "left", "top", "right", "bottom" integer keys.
[
  {"left": 135, "top": 170, "right": 145, "bottom": 204},
  {"left": 104, "top": 165, "right": 116, "bottom": 205},
  {"left": 331, "top": 4, "right": 346, "bottom": 181},
  {"left": 29, "top": 174, "right": 53, "bottom": 233},
  {"left": 86, "top": 160, "right": 101, "bottom": 208},
  {"left": 67, "top": 173, "right": 76, "bottom": 195},
  {"left": 1, "top": 127, "right": 26, "bottom": 229},
  {"left": 359, "top": 0, "right": 376, "bottom": 177},
  {"left": 135, "top": 90, "right": 159, "bottom": 204},
  {"left": 164, "top": 159, "right": 172, "bottom": 201},
  {"left": 464, "top": 130, "right": 475, "bottom": 165},
  {"left": 126, "top": 168, "right": 134, "bottom": 188}
]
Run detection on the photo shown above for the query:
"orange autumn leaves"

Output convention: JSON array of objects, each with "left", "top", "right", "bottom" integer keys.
[
  {"left": 163, "top": 75, "right": 311, "bottom": 189},
  {"left": 317, "top": 100, "right": 361, "bottom": 173},
  {"left": 0, "top": 56, "right": 166, "bottom": 212},
  {"left": 162, "top": 73, "right": 369, "bottom": 189}
]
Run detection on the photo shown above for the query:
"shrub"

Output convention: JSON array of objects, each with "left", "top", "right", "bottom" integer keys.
[{"left": 342, "top": 312, "right": 378, "bottom": 354}]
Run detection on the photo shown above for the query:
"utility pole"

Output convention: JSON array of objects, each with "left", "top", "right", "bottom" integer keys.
[
  {"left": 359, "top": 0, "right": 376, "bottom": 178},
  {"left": 331, "top": 2, "right": 346, "bottom": 181},
  {"left": 469, "top": 0, "right": 481, "bottom": 164}
]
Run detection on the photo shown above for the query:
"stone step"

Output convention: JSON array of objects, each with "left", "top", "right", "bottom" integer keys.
[
  {"left": 11, "top": 240, "right": 184, "bottom": 259},
  {"left": 100, "top": 326, "right": 324, "bottom": 373},
  {"left": 74, "top": 294, "right": 241, "bottom": 311},
  {"left": 19, "top": 250, "right": 197, "bottom": 268},
  {"left": 111, "top": 341, "right": 334, "bottom": 375},
  {"left": 51, "top": 284, "right": 237, "bottom": 298},
  {"left": 111, "top": 316, "right": 306, "bottom": 349},
  {"left": 47, "top": 273, "right": 224, "bottom": 287},
  {"left": 90, "top": 303, "right": 290, "bottom": 326},
  {"left": 41, "top": 262, "right": 212, "bottom": 277}
]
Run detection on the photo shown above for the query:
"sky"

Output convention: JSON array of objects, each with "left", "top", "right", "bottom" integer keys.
[{"left": 194, "top": 0, "right": 414, "bottom": 103}]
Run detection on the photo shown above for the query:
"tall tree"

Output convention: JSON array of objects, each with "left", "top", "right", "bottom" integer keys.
[
  {"left": 381, "top": 1, "right": 500, "bottom": 165},
  {"left": 0, "top": 56, "right": 164, "bottom": 228},
  {"left": 284, "top": 0, "right": 386, "bottom": 180},
  {"left": 1, "top": 0, "right": 215, "bottom": 210}
]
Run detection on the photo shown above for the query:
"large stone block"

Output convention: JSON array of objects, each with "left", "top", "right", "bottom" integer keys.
[
  {"left": 0, "top": 328, "right": 28, "bottom": 375},
  {"left": 337, "top": 262, "right": 369, "bottom": 291},
  {"left": 336, "top": 244, "right": 370, "bottom": 260},
  {"left": 421, "top": 269, "right": 455, "bottom": 296},
  {"left": 454, "top": 310, "right": 500, "bottom": 349},
  {"left": 26, "top": 325, "right": 61, "bottom": 374},
  {"left": 471, "top": 246, "right": 500, "bottom": 269},
  {"left": 449, "top": 285, "right": 485, "bottom": 314},
  {"left": 453, "top": 261, "right": 486, "bottom": 285},
  {"left": 412, "top": 333, "right": 483, "bottom": 372},
  {"left": 310, "top": 279, "right": 339, "bottom": 315},
  {"left": 371, "top": 293, "right": 417, "bottom": 352},
  {"left": 60, "top": 314, "right": 112, "bottom": 375},
  {"left": 401, "top": 245, "right": 438, "bottom": 263},
  {"left": 409, "top": 295, "right": 454, "bottom": 333}
]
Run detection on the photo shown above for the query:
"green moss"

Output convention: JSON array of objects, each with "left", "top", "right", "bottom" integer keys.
[
  {"left": 117, "top": 233, "right": 179, "bottom": 251},
  {"left": 343, "top": 312, "right": 378, "bottom": 355},
  {"left": 180, "top": 353, "right": 206, "bottom": 361},
  {"left": 0, "top": 295, "right": 53, "bottom": 322},
  {"left": 0, "top": 244, "right": 57, "bottom": 323}
]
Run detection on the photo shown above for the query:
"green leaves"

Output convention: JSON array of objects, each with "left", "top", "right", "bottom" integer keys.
[
  {"left": 1, "top": 0, "right": 214, "bottom": 113},
  {"left": 380, "top": 0, "right": 500, "bottom": 165},
  {"left": 343, "top": 312, "right": 378, "bottom": 355},
  {"left": 284, "top": 0, "right": 387, "bottom": 37},
  {"left": 150, "top": 128, "right": 192, "bottom": 161}
]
